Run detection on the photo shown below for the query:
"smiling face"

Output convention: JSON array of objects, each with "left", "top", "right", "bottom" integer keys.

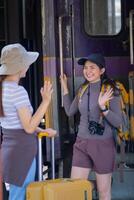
[{"left": 83, "top": 60, "right": 105, "bottom": 83}]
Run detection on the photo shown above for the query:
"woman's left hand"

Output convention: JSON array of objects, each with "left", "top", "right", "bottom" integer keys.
[{"left": 98, "top": 88, "right": 113, "bottom": 108}]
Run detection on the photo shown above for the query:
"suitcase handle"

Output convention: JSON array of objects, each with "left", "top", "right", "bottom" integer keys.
[
  {"left": 38, "top": 132, "right": 49, "bottom": 138},
  {"left": 38, "top": 132, "right": 55, "bottom": 181}
]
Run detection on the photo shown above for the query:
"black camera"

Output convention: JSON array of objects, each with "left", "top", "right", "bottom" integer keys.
[{"left": 88, "top": 121, "right": 104, "bottom": 135}]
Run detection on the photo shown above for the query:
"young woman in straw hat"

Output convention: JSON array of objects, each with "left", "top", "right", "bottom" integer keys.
[
  {"left": 0, "top": 43, "right": 56, "bottom": 200},
  {"left": 60, "top": 53, "right": 122, "bottom": 200}
]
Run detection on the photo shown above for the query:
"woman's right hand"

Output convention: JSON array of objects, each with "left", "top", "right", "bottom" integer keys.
[
  {"left": 40, "top": 81, "right": 53, "bottom": 103},
  {"left": 60, "top": 74, "right": 69, "bottom": 95},
  {"left": 42, "top": 128, "right": 57, "bottom": 137}
]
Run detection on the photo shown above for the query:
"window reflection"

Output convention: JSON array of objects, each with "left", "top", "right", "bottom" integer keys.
[{"left": 84, "top": 0, "right": 121, "bottom": 36}]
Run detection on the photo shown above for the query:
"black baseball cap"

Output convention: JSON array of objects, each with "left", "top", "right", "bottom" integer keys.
[{"left": 77, "top": 53, "right": 105, "bottom": 69}]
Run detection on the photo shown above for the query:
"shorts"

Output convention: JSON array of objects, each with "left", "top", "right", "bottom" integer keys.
[{"left": 72, "top": 136, "right": 116, "bottom": 174}]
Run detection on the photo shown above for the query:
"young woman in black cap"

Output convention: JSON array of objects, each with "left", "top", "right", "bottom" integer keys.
[{"left": 60, "top": 53, "right": 122, "bottom": 200}]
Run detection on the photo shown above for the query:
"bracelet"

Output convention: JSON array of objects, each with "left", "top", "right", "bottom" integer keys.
[{"left": 100, "top": 107, "right": 108, "bottom": 112}]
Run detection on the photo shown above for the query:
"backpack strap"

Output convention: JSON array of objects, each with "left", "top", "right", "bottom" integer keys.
[
  {"left": 78, "top": 82, "right": 111, "bottom": 108},
  {"left": 77, "top": 83, "right": 89, "bottom": 101},
  {"left": 116, "top": 82, "right": 130, "bottom": 142},
  {"left": 116, "top": 81, "right": 129, "bottom": 105},
  {"left": 114, "top": 82, "right": 129, "bottom": 182},
  {"left": 101, "top": 81, "right": 129, "bottom": 111}
]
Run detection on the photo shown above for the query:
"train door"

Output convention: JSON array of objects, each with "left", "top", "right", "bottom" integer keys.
[
  {"left": 0, "top": 0, "right": 44, "bottom": 111},
  {"left": 0, "top": 0, "right": 44, "bottom": 198},
  {"left": 42, "top": 0, "right": 134, "bottom": 198},
  {"left": 58, "top": 0, "right": 134, "bottom": 199}
]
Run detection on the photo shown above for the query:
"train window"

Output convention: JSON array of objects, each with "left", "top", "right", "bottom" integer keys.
[{"left": 84, "top": 0, "right": 121, "bottom": 36}]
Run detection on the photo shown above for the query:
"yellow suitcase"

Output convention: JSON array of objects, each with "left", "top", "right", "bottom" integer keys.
[
  {"left": 26, "top": 133, "right": 92, "bottom": 200},
  {"left": 27, "top": 179, "right": 92, "bottom": 200}
]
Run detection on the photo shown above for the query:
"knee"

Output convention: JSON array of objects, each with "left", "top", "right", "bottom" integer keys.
[{"left": 98, "top": 186, "right": 111, "bottom": 200}]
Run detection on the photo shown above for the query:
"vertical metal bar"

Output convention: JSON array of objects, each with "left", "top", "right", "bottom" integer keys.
[
  {"left": 4, "top": 0, "right": 8, "bottom": 42},
  {"left": 38, "top": 137, "right": 43, "bottom": 181},
  {"left": 70, "top": 4, "right": 78, "bottom": 134},
  {"left": 58, "top": 16, "right": 64, "bottom": 107},
  {"left": 70, "top": 4, "right": 75, "bottom": 96},
  {"left": 22, "top": 0, "right": 26, "bottom": 38},
  {"left": 51, "top": 137, "right": 55, "bottom": 179},
  {"left": 129, "top": 10, "right": 134, "bottom": 64}
]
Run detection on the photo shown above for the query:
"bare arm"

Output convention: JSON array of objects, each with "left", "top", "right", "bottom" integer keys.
[{"left": 17, "top": 81, "right": 53, "bottom": 134}]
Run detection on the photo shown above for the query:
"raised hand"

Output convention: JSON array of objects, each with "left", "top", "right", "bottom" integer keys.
[
  {"left": 98, "top": 88, "right": 113, "bottom": 108},
  {"left": 60, "top": 74, "right": 69, "bottom": 95},
  {"left": 40, "top": 81, "right": 53, "bottom": 103}
]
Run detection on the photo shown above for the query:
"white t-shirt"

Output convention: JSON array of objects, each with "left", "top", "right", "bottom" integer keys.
[{"left": 0, "top": 81, "right": 33, "bottom": 129}]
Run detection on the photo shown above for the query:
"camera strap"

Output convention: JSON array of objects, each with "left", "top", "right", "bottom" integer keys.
[
  {"left": 87, "top": 85, "right": 90, "bottom": 124},
  {"left": 87, "top": 83, "right": 103, "bottom": 125},
  {"left": 87, "top": 84, "right": 104, "bottom": 135}
]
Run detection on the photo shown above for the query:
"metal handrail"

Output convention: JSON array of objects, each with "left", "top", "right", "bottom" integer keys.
[
  {"left": 129, "top": 10, "right": 134, "bottom": 64},
  {"left": 38, "top": 132, "right": 55, "bottom": 181},
  {"left": 58, "top": 16, "right": 64, "bottom": 106}
]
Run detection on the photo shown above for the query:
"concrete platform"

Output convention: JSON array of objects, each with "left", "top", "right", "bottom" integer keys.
[{"left": 89, "top": 157, "right": 134, "bottom": 200}]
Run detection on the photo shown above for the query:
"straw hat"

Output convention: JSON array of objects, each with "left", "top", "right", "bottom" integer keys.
[{"left": 0, "top": 43, "right": 39, "bottom": 75}]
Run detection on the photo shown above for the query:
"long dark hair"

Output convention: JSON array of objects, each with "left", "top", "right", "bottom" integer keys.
[
  {"left": 101, "top": 71, "right": 120, "bottom": 95},
  {"left": 0, "top": 75, "right": 7, "bottom": 117}
]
